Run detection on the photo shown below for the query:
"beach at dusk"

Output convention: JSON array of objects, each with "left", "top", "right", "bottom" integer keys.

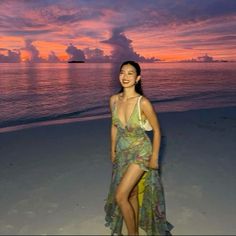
[
  {"left": 1, "top": 0, "right": 236, "bottom": 235},
  {"left": 0, "top": 106, "right": 236, "bottom": 235}
]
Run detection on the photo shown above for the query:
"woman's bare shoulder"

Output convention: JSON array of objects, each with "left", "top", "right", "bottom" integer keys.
[
  {"left": 140, "top": 96, "right": 158, "bottom": 117},
  {"left": 110, "top": 93, "right": 121, "bottom": 104},
  {"left": 140, "top": 95, "right": 152, "bottom": 106}
]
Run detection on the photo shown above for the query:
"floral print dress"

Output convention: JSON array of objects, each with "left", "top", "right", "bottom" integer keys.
[{"left": 104, "top": 95, "right": 174, "bottom": 235}]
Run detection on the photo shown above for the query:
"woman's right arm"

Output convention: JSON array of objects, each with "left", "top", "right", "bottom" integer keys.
[{"left": 110, "top": 95, "right": 117, "bottom": 163}]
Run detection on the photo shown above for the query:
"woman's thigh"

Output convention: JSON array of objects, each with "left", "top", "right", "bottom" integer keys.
[{"left": 116, "top": 163, "right": 144, "bottom": 199}]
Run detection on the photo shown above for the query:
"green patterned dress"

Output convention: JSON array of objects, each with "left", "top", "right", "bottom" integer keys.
[{"left": 104, "top": 95, "right": 174, "bottom": 235}]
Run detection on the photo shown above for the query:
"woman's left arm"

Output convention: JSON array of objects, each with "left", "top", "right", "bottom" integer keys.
[{"left": 141, "top": 97, "right": 161, "bottom": 163}]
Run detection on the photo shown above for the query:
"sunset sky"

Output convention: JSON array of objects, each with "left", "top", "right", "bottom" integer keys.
[{"left": 0, "top": 0, "right": 235, "bottom": 62}]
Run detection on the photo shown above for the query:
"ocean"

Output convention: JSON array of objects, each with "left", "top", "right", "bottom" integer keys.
[{"left": 0, "top": 62, "right": 235, "bottom": 132}]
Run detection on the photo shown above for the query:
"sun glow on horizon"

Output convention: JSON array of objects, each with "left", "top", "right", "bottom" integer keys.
[{"left": 0, "top": 1, "right": 235, "bottom": 62}]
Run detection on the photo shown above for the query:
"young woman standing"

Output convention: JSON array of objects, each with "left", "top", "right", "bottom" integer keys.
[{"left": 104, "top": 61, "right": 173, "bottom": 235}]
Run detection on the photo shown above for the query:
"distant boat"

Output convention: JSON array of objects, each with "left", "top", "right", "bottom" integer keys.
[{"left": 68, "top": 60, "right": 85, "bottom": 63}]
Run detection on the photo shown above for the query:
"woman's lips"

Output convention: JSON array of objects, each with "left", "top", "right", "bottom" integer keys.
[{"left": 122, "top": 80, "right": 130, "bottom": 84}]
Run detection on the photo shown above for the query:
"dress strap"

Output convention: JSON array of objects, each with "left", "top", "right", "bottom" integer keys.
[{"left": 137, "top": 96, "right": 143, "bottom": 121}]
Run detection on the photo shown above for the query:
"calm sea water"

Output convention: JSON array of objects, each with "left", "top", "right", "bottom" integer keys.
[{"left": 0, "top": 62, "right": 236, "bottom": 131}]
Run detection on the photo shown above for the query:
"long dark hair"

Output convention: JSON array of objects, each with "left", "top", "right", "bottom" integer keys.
[{"left": 118, "top": 60, "right": 144, "bottom": 95}]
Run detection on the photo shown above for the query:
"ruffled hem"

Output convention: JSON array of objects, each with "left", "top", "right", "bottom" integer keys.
[
  {"left": 104, "top": 169, "right": 174, "bottom": 235},
  {"left": 104, "top": 217, "right": 174, "bottom": 236}
]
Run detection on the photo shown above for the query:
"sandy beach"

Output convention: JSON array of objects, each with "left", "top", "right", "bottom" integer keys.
[{"left": 0, "top": 106, "right": 235, "bottom": 235}]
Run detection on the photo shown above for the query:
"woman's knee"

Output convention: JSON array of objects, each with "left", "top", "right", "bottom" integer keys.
[
  {"left": 129, "top": 185, "right": 138, "bottom": 199},
  {"left": 115, "top": 188, "right": 128, "bottom": 205},
  {"left": 115, "top": 163, "right": 144, "bottom": 204}
]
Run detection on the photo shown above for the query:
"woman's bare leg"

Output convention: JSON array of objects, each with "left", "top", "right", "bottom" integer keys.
[
  {"left": 115, "top": 163, "right": 144, "bottom": 235},
  {"left": 129, "top": 185, "right": 139, "bottom": 234}
]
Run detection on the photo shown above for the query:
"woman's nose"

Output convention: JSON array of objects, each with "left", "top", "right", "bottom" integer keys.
[{"left": 123, "top": 73, "right": 128, "bottom": 78}]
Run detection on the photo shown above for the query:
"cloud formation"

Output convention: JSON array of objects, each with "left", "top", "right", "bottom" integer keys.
[
  {"left": 0, "top": 0, "right": 235, "bottom": 62},
  {"left": 22, "top": 39, "right": 46, "bottom": 62},
  {"left": 65, "top": 43, "right": 85, "bottom": 61},
  {"left": 180, "top": 53, "right": 229, "bottom": 62},
  {"left": 0, "top": 48, "right": 21, "bottom": 62},
  {"left": 48, "top": 51, "right": 60, "bottom": 62},
  {"left": 83, "top": 47, "right": 110, "bottom": 62},
  {"left": 101, "top": 29, "right": 160, "bottom": 62}
]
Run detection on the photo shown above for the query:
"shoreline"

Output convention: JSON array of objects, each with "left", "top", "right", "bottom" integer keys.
[{"left": 0, "top": 105, "right": 235, "bottom": 134}]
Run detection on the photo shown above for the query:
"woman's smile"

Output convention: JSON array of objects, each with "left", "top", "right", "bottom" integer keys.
[{"left": 122, "top": 80, "right": 131, "bottom": 84}]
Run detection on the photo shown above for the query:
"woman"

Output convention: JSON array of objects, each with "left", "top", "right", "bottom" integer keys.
[{"left": 104, "top": 61, "right": 173, "bottom": 235}]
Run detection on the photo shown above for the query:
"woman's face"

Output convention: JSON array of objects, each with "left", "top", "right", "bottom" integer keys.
[{"left": 119, "top": 64, "right": 140, "bottom": 88}]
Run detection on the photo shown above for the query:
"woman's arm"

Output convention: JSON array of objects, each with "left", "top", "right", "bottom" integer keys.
[
  {"left": 141, "top": 97, "right": 161, "bottom": 168},
  {"left": 110, "top": 95, "right": 118, "bottom": 163}
]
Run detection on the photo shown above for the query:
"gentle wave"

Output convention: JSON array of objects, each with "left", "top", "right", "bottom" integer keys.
[
  {"left": 0, "top": 62, "right": 236, "bottom": 132},
  {"left": 1, "top": 91, "right": 236, "bottom": 131}
]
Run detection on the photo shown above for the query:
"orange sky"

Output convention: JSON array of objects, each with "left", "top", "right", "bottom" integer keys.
[{"left": 0, "top": 1, "right": 235, "bottom": 62}]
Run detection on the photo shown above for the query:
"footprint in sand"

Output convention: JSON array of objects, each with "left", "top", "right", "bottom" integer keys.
[
  {"left": 7, "top": 209, "right": 18, "bottom": 215},
  {"left": 24, "top": 211, "right": 36, "bottom": 218}
]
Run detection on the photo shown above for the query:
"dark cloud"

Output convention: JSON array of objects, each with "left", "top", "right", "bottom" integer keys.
[
  {"left": 96, "top": 0, "right": 236, "bottom": 34},
  {"left": 35, "top": 2, "right": 104, "bottom": 26},
  {"left": 0, "top": 0, "right": 235, "bottom": 61},
  {"left": 22, "top": 39, "right": 46, "bottom": 62},
  {"left": 0, "top": 15, "right": 46, "bottom": 29},
  {"left": 176, "top": 35, "right": 236, "bottom": 49},
  {"left": 178, "top": 20, "right": 236, "bottom": 38},
  {"left": 0, "top": 49, "right": 21, "bottom": 62},
  {"left": 101, "top": 29, "right": 160, "bottom": 63},
  {"left": 197, "top": 0, "right": 236, "bottom": 18},
  {"left": 1, "top": 29, "right": 54, "bottom": 36},
  {"left": 141, "top": 0, "right": 236, "bottom": 28},
  {"left": 1, "top": 1, "right": 236, "bottom": 31},
  {"left": 180, "top": 53, "right": 227, "bottom": 62},
  {"left": 197, "top": 54, "right": 214, "bottom": 62},
  {"left": 83, "top": 47, "right": 110, "bottom": 62},
  {"left": 0, "top": 13, "right": 54, "bottom": 37},
  {"left": 65, "top": 43, "right": 85, "bottom": 61},
  {"left": 1, "top": 44, "right": 63, "bottom": 63},
  {"left": 56, "top": 9, "right": 103, "bottom": 24},
  {"left": 2, "top": 0, "right": 235, "bottom": 33},
  {"left": 48, "top": 51, "right": 61, "bottom": 62}
]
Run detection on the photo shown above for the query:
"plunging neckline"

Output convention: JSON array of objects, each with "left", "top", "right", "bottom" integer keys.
[{"left": 114, "top": 96, "right": 140, "bottom": 129}]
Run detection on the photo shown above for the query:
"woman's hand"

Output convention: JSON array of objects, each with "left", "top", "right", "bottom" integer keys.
[{"left": 149, "top": 156, "right": 159, "bottom": 170}]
